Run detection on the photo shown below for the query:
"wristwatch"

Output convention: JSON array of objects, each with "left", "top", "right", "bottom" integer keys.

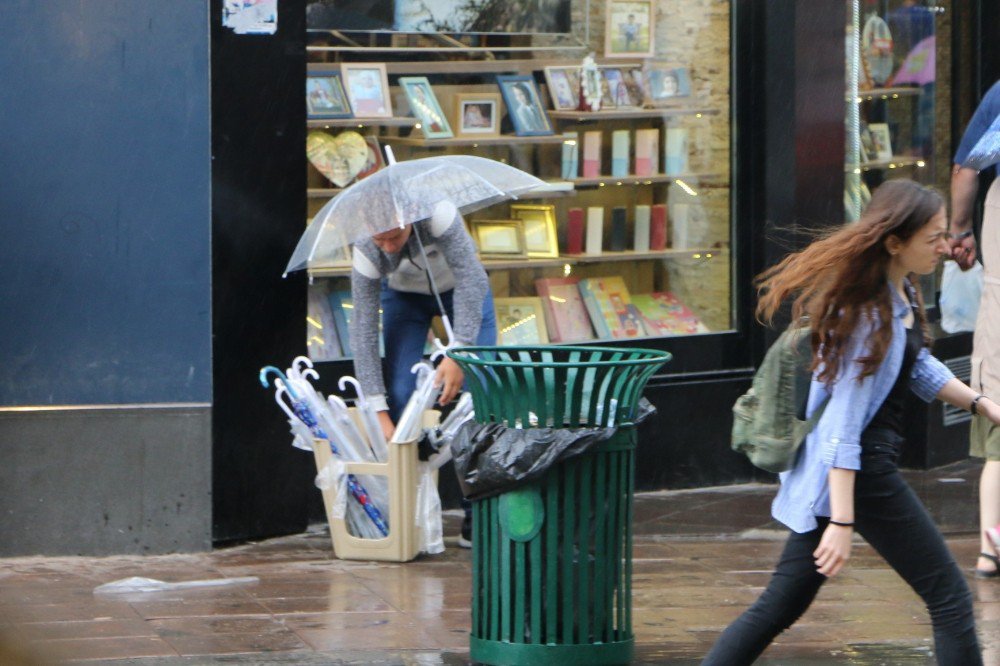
[{"left": 971, "top": 394, "right": 985, "bottom": 416}]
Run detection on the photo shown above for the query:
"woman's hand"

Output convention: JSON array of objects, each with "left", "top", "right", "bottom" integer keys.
[
  {"left": 435, "top": 356, "right": 464, "bottom": 406},
  {"left": 814, "top": 523, "right": 853, "bottom": 577},
  {"left": 377, "top": 410, "right": 396, "bottom": 442}
]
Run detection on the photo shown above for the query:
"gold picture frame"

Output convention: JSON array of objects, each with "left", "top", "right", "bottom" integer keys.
[
  {"left": 604, "top": 0, "right": 655, "bottom": 59},
  {"left": 495, "top": 297, "right": 550, "bottom": 345},
  {"left": 510, "top": 204, "right": 559, "bottom": 258},
  {"left": 453, "top": 93, "right": 502, "bottom": 138},
  {"left": 470, "top": 219, "right": 528, "bottom": 259}
]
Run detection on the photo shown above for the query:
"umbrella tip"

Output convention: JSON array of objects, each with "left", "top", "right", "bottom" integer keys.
[{"left": 384, "top": 145, "right": 397, "bottom": 165}]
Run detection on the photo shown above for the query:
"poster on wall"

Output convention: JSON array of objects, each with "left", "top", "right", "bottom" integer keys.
[
  {"left": 306, "top": 0, "right": 569, "bottom": 34},
  {"left": 223, "top": 0, "right": 278, "bottom": 35}
]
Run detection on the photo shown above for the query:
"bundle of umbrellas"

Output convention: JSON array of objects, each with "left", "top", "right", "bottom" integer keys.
[{"left": 260, "top": 356, "right": 471, "bottom": 545}]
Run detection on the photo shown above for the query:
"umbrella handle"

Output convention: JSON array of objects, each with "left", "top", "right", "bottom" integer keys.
[
  {"left": 289, "top": 356, "right": 318, "bottom": 383},
  {"left": 337, "top": 376, "right": 366, "bottom": 404},
  {"left": 260, "top": 366, "right": 299, "bottom": 400},
  {"left": 272, "top": 380, "right": 299, "bottom": 422},
  {"left": 428, "top": 314, "right": 456, "bottom": 362}
]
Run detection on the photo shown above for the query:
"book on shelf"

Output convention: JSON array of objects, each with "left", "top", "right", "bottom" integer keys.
[
  {"left": 634, "top": 204, "right": 651, "bottom": 252},
  {"left": 610, "top": 206, "right": 627, "bottom": 251},
  {"left": 664, "top": 127, "right": 689, "bottom": 175},
  {"left": 650, "top": 204, "right": 668, "bottom": 250},
  {"left": 327, "top": 290, "right": 354, "bottom": 354},
  {"left": 634, "top": 128, "right": 659, "bottom": 177},
  {"left": 534, "top": 277, "right": 596, "bottom": 343},
  {"left": 561, "top": 131, "right": 579, "bottom": 179},
  {"left": 582, "top": 130, "right": 602, "bottom": 178},
  {"left": 631, "top": 292, "right": 710, "bottom": 336},
  {"left": 307, "top": 284, "right": 343, "bottom": 361},
  {"left": 577, "top": 276, "right": 646, "bottom": 339},
  {"left": 586, "top": 207, "right": 604, "bottom": 255},
  {"left": 611, "top": 130, "right": 630, "bottom": 177},
  {"left": 566, "top": 207, "right": 585, "bottom": 254}
]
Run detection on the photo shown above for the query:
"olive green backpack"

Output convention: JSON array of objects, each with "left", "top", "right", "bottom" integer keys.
[{"left": 731, "top": 326, "right": 829, "bottom": 473}]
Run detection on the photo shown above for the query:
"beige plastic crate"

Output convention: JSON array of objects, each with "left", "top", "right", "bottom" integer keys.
[{"left": 312, "top": 409, "right": 440, "bottom": 562}]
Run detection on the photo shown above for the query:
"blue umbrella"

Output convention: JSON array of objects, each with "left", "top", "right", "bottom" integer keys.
[
  {"left": 260, "top": 366, "right": 389, "bottom": 537},
  {"left": 963, "top": 113, "right": 1000, "bottom": 172}
]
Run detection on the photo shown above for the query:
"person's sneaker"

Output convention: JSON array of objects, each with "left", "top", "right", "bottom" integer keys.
[
  {"left": 457, "top": 514, "right": 472, "bottom": 549},
  {"left": 987, "top": 525, "right": 1000, "bottom": 552}
]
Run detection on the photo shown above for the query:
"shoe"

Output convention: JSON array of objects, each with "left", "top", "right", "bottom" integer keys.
[
  {"left": 457, "top": 513, "right": 472, "bottom": 549},
  {"left": 975, "top": 552, "right": 1000, "bottom": 579}
]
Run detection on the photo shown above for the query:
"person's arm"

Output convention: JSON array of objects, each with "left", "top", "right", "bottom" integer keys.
[
  {"left": 935, "top": 377, "right": 1000, "bottom": 424},
  {"left": 949, "top": 164, "right": 979, "bottom": 269},
  {"left": 349, "top": 246, "right": 394, "bottom": 439},
  {"left": 814, "top": 467, "right": 855, "bottom": 577},
  {"left": 427, "top": 203, "right": 490, "bottom": 405}
]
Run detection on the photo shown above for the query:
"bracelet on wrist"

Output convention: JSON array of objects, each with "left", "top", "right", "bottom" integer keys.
[
  {"left": 829, "top": 519, "right": 854, "bottom": 528},
  {"left": 971, "top": 394, "right": 985, "bottom": 416}
]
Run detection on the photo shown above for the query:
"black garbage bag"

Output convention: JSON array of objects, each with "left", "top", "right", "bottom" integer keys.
[{"left": 451, "top": 398, "right": 656, "bottom": 500}]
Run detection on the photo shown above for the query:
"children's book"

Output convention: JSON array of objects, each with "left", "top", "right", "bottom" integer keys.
[
  {"left": 535, "top": 277, "right": 595, "bottom": 343},
  {"left": 631, "top": 292, "right": 710, "bottom": 336},
  {"left": 577, "top": 276, "right": 646, "bottom": 339}
]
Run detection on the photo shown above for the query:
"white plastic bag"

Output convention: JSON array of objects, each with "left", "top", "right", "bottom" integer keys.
[
  {"left": 415, "top": 463, "right": 444, "bottom": 554},
  {"left": 940, "top": 260, "right": 983, "bottom": 333}
]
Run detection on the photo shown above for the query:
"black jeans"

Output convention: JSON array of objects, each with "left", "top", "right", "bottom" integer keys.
[{"left": 703, "top": 430, "right": 981, "bottom": 665}]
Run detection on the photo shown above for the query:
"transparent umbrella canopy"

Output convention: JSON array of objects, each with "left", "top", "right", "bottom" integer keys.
[{"left": 284, "top": 153, "right": 547, "bottom": 276}]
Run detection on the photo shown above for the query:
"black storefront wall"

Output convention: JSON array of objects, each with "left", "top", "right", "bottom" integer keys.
[{"left": 210, "top": 0, "right": 314, "bottom": 543}]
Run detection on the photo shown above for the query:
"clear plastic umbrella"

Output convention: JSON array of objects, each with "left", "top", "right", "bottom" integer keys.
[{"left": 284, "top": 151, "right": 546, "bottom": 276}]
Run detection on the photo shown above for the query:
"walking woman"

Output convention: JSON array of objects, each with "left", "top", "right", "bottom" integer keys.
[{"left": 703, "top": 179, "right": 998, "bottom": 665}]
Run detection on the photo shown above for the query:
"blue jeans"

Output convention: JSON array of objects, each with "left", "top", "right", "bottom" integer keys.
[
  {"left": 379, "top": 283, "right": 497, "bottom": 423},
  {"left": 703, "top": 430, "right": 981, "bottom": 665}
]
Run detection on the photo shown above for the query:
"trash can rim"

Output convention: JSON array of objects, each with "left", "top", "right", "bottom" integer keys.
[{"left": 446, "top": 345, "right": 671, "bottom": 369}]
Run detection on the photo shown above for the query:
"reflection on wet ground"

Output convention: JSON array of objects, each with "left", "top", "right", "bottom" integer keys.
[{"left": 0, "top": 459, "right": 997, "bottom": 664}]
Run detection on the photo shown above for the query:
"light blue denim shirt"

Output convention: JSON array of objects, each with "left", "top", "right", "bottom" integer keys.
[{"left": 771, "top": 281, "right": 955, "bottom": 533}]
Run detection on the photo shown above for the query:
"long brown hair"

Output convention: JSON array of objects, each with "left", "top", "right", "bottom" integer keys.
[{"left": 756, "top": 179, "right": 943, "bottom": 384}]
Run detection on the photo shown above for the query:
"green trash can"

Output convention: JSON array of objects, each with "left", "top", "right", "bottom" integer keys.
[{"left": 446, "top": 345, "right": 671, "bottom": 666}]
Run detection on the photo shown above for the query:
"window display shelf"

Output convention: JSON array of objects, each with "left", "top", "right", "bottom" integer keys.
[
  {"left": 845, "top": 86, "right": 922, "bottom": 103},
  {"left": 308, "top": 117, "right": 418, "bottom": 129},
  {"left": 308, "top": 182, "right": 576, "bottom": 200},
  {"left": 390, "top": 134, "right": 573, "bottom": 147},
  {"left": 306, "top": 247, "right": 720, "bottom": 278},
  {"left": 568, "top": 172, "right": 724, "bottom": 188},
  {"left": 845, "top": 156, "right": 926, "bottom": 172},
  {"left": 549, "top": 107, "right": 721, "bottom": 121}
]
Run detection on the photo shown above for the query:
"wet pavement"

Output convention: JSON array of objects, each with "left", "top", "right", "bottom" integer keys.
[{"left": 1, "top": 458, "right": 998, "bottom": 664}]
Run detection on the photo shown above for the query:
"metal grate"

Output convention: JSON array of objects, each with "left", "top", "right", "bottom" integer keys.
[{"left": 943, "top": 355, "right": 972, "bottom": 427}]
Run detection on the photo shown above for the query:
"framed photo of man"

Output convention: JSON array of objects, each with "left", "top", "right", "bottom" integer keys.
[
  {"left": 604, "top": 0, "right": 654, "bottom": 58},
  {"left": 306, "top": 73, "right": 353, "bottom": 119},
  {"left": 454, "top": 93, "right": 502, "bottom": 137},
  {"left": 497, "top": 75, "right": 554, "bottom": 137},
  {"left": 399, "top": 76, "right": 453, "bottom": 139},
  {"left": 341, "top": 63, "right": 393, "bottom": 119}
]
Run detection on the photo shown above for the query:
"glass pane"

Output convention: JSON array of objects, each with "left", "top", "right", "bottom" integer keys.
[{"left": 303, "top": 1, "right": 733, "bottom": 353}]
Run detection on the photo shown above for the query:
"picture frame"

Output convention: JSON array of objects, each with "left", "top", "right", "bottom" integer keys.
[
  {"left": 496, "top": 75, "right": 554, "bottom": 136},
  {"left": 868, "top": 122, "right": 893, "bottom": 161},
  {"left": 399, "top": 76, "right": 453, "bottom": 139},
  {"left": 454, "top": 93, "right": 502, "bottom": 137},
  {"left": 470, "top": 219, "right": 528, "bottom": 259},
  {"left": 510, "top": 204, "right": 559, "bottom": 258},
  {"left": 306, "top": 73, "right": 353, "bottom": 119},
  {"left": 495, "top": 297, "right": 550, "bottom": 345},
  {"left": 604, "top": 0, "right": 654, "bottom": 58},
  {"left": 600, "top": 67, "right": 638, "bottom": 108},
  {"left": 643, "top": 64, "right": 691, "bottom": 106},
  {"left": 543, "top": 66, "right": 582, "bottom": 111},
  {"left": 341, "top": 63, "right": 393, "bottom": 119}
]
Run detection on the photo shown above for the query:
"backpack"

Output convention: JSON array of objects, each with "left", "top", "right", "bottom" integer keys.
[{"left": 731, "top": 326, "right": 829, "bottom": 473}]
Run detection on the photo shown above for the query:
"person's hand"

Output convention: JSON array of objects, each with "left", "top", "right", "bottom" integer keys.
[
  {"left": 949, "top": 230, "right": 977, "bottom": 270},
  {"left": 377, "top": 410, "right": 395, "bottom": 442},
  {"left": 814, "top": 523, "right": 853, "bottom": 577},
  {"left": 434, "top": 357, "right": 464, "bottom": 406}
]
